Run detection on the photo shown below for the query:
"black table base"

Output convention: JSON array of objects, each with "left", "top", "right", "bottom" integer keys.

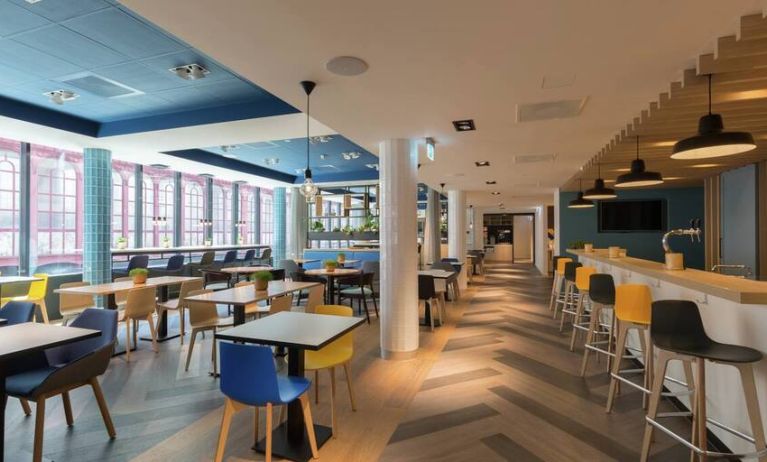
[{"left": 254, "top": 423, "right": 332, "bottom": 462}]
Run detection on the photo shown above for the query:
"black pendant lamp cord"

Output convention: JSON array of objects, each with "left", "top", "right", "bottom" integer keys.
[
  {"left": 636, "top": 135, "right": 640, "bottom": 160},
  {"left": 707, "top": 74, "right": 712, "bottom": 115},
  {"left": 306, "top": 90, "right": 310, "bottom": 170}
]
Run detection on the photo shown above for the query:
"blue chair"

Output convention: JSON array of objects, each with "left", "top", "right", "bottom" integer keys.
[
  {"left": 214, "top": 342, "right": 318, "bottom": 462},
  {"left": 113, "top": 254, "right": 149, "bottom": 279},
  {"left": 0, "top": 301, "right": 35, "bottom": 324},
  {"left": 215, "top": 250, "right": 238, "bottom": 269},
  {"left": 5, "top": 309, "right": 118, "bottom": 462},
  {"left": 238, "top": 249, "right": 257, "bottom": 265},
  {"left": 151, "top": 254, "right": 185, "bottom": 277}
]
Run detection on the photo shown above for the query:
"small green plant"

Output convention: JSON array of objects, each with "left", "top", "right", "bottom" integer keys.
[
  {"left": 568, "top": 240, "right": 587, "bottom": 250},
  {"left": 250, "top": 271, "right": 274, "bottom": 282},
  {"left": 341, "top": 225, "right": 354, "bottom": 235},
  {"left": 323, "top": 259, "right": 339, "bottom": 268},
  {"left": 128, "top": 268, "right": 149, "bottom": 277},
  {"left": 311, "top": 221, "right": 325, "bottom": 232},
  {"left": 116, "top": 236, "right": 127, "bottom": 244},
  {"left": 332, "top": 226, "right": 341, "bottom": 232},
  {"left": 337, "top": 252, "right": 346, "bottom": 259}
]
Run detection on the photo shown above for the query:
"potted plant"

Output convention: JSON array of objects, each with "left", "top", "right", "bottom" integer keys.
[
  {"left": 238, "top": 234, "right": 244, "bottom": 245},
  {"left": 323, "top": 259, "right": 338, "bottom": 273},
  {"left": 129, "top": 268, "right": 149, "bottom": 285},
  {"left": 161, "top": 236, "right": 171, "bottom": 249},
  {"left": 116, "top": 236, "right": 127, "bottom": 249},
  {"left": 204, "top": 238, "right": 212, "bottom": 247},
  {"left": 341, "top": 225, "right": 354, "bottom": 236},
  {"left": 311, "top": 221, "right": 325, "bottom": 233},
  {"left": 250, "top": 270, "right": 273, "bottom": 290},
  {"left": 332, "top": 226, "right": 341, "bottom": 233},
  {"left": 337, "top": 252, "right": 346, "bottom": 264}
]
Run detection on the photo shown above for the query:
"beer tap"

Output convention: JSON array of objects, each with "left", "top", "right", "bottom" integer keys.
[{"left": 662, "top": 218, "right": 702, "bottom": 253}]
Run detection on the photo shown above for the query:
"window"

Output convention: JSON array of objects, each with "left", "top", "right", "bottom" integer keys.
[
  {"left": 240, "top": 186, "right": 256, "bottom": 244},
  {"left": 212, "top": 183, "right": 232, "bottom": 245},
  {"left": 156, "top": 178, "right": 174, "bottom": 245},
  {"left": 142, "top": 178, "right": 154, "bottom": 246},
  {"left": 260, "top": 189, "right": 274, "bottom": 245},
  {"left": 183, "top": 175, "right": 206, "bottom": 246},
  {"left": 127, "top": 175, "right": 137, "bottom": 248},
  {"left": 0, "top": 139, "right": 20, "bottom": 271}
]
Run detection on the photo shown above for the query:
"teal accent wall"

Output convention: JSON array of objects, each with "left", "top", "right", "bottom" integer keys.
[
  {"left": 559, "top": 187, "right": 705, "bottom": 269},
  {"left": 273, "top": 187, "right": 287, "bottom": 263},
  {"left": 83, "top": 148, "right": 112, "bottom": 306}
]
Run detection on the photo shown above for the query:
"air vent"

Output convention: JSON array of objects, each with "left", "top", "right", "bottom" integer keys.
[
  {"left": 475, "top": 161, "right": 490, "bottom": 167},
  {"left": 516, "top": 98, "right": 587, "bottom": 122},
  {"left": 247, "top": 141, "right": 280, "bottom": 149},
  {"left": 514, "top": 154, "right": 557, "bottom": 164},
  {"left": 452, "top": 119, "right": 476, "bottom": 131},
  {"left": 58, "top": 73, "right": 143, "bottom": 99}
]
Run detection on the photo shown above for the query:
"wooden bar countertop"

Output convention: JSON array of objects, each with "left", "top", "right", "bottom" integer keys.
[{"left": 568, "top": 248, "right": 767, "bottom": 305}]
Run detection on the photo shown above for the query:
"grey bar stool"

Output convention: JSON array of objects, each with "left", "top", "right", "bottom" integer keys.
[
  {"left": 553, "top": 261, "right": 581, "bottom": 320},
  {"left": 579, "top": 273, "right": 615, "bottom": 375},
  {"left": 641, "top": 300, "right": 766, "bottom": 462}
]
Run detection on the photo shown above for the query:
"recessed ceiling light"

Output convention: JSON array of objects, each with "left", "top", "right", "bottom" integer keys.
[
  {"left": 309, "top": 136, "right": 333, "bottom": 144},
  {"left": 319, "top": 154, "right": 327, "bottom": 160},
  {"left": 25, "top": 0, "right": 43, "bottom": 3},
  {"left": 475, "top": 161, "right": 490, "bottom": 167},
  {"left": 199, "top": 173, "right": 215, "bottom": 178},
  {"left": 650, "top": 141, "right": 676, "bottom": 147},
  {"left": 365, "top": 163, "right": 379, "bottom": 170},
  {"left": 691, "top": 163, "right": 723, "bottom": 168},
  {"left": 221, "top": 145, "right": 238, "bottom": 152},
  {"left": 44, "top": 90, "right": 78, "bottom": 105},
  {"left": 491, "top": 191, "right": 501, "bottom": 195},
  {"left": 453, "top": 119, "right": 476, "bottom": 132},
  {"left": 169, "top": 63, "right": 209, "bottom": 80},
  {"left": 264, "top": 158, "right": 280, "bottom": 166},
  {"left": 341, "top": 151, "right": 361, "bottom": 160},
  {"left": 149, "top": 164, "right": 169, "bottom": 169},
  {"left": 486, "top": 180, "right": 497, "bottom": 185},
  {"left": 326, "top": 56, "right": 369, "bottom": 76}
]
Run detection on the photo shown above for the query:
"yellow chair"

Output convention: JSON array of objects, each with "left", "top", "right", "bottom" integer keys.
[
  {"left": 119, "top": 286, "right": 159, "bottom": 362},
  {"left": 304, "top": 305, "right": 356, "bottom": 435},
  {"left": 4, "top": 274, "right": 50, "bottom": 323},
  {"left": 548, "top": 257, "right": 572, "bottom": 312},
  {"left": 560, "top": 266, "right": 595, "bottom": 346},
  {"left": 58, "top": 282, "right": 95, "bottom": 325},
  {"left": 157, "top": 278, "right": 204, "bottom": 344},
  {"left": 113, "top": 276, "right": 133, "bottom": 310},
  {"left": 184, "top": 289, "right": 233, "bottom": 375}
]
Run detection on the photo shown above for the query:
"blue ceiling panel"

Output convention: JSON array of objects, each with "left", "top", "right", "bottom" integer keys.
[
  {"left": 12, "top": 25, "right": 127, "bottom": 69},
  {"left": 0, "top": 62, "right": 34, "bottom": 86},
  {"left": 0, "top": 1, "right": 50, "bottom": 37},
  {"left": 93, "top": 61, "right": 180, "bottom": 93},
  {"left": 0, "top": 40, "right": 82, "bottom": 78},
  {"left": 8, "top": 0, "right": 110, "bottom": 22}
]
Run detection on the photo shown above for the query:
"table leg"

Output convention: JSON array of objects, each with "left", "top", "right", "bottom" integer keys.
[
  {"left": 328, "top": 276, "right": 335, "bottom": 305},
  {"left": 254, "top": 347, "right": 331, "bottom": 462},
  {"left": 0, "top": 366, "right": 6, "bottom": 462},
  {"left": 233, "top": 304, "right": 245, "bottom": 325},
  {"left": 141, "top": 285, "right": 180, "bottom": 343}
]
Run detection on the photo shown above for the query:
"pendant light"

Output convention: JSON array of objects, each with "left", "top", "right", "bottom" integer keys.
[
  {"left": 615, "top": 136, "right": 663, "bottom": 188},
  {"left": 568, "top": 178, "right": 595, "bottom": 209},
  {"left": 671, "top": 74, "right": 755, "bottom": 159},
  {"left": 583, "top": 159, "right": 616, "bottom": 200},
  {"left": 298, "top": 80, "right": 319, "bottom": 202}
]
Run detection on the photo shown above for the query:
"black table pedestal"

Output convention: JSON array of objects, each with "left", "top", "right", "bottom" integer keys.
[{"left": 141, "top": 286, "right": 180, "bottom": 343}]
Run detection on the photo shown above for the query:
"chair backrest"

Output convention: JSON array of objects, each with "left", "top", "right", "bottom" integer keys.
[
  {"left": 614, "top": 284, "right": 652, "bottom": 325},
  {"left": 270, "top": 269, "right": 286, "bottom": 281},
  {"left": 441, "top": 258, "right": 459, "bottom": 263},
  {"left": 563, "top": 261, "right": 581, "bottom": 282},
  {"left": 223, "top": 250, "right": 238, "bottom": 263},
  {"left": 305, "top": 284, "right": 324, "bottom": 313},
  {"left": 315, "top": 305, "right": 353, "bottom": 350},
  {"left": 179, "top": 278, "right": 205, "bottom": 305},
  {"left": 45, "top": 308, "right": 117, "bottom": 366},
  {"left": 651, "top": 300, "right": 711, "bottom": 352},
  {"left": 219, "top": 342, "right": 281, "bottom": 405},
  {"left": 59, "top": 282, "right": 94, "bottom": 314},
  {"left": 28, "top": 273, "right": 49, "bottom": 300},
  {"left": 113, "top": 277, "right": 133, "bottom": 304},
  {"left": 362, "top": 261, "right": 379, "bottom": 281},
  {"left": 124, "top": 286, "right": 157, "bottom": 318},
  {"left": 0, "top": 301, "right": 35, "bottom": 324},
  {"left": 575, "top": 266, "right": 596, "bottom": 291},
  {"left": 588, "top": 274, "right": 615, "bottom": 305},
  {"left": 278, "top": 260, "right": 299, "bottom": 276},
  {"left": 259, "top": 248, "right": 272, "bottom": 260},
  {"left": 166, "top": 254, "right": 185, "bottom": 271},
  {"left": 199, "top": 251, "right": 216, "bottom": 265},
  {"left": 243, "top": 249, "right": 256, "bottom": 261},
  {"left": 269, "top": 294, "right": 293, "bottom": 314},
  {"left": 186, "top": 289, "right": 220, "bottom": 326},
  {"left": 418, "top": 274, "right": 436, "bottom": 300},
  {"left": 430, "top": 262, "right": 455, "bottom": 273},
  {"left": 128, "top": 255, "right": 149, "bottom": 271},
  {"left": 202, "top": 270, "right": 231, "bottom": 287},
  {"left": 556, "top": 257, "right": 573, "bottom": 275},
  {"left": 360, "top": 272, "right": 375, "bottom": 288}
]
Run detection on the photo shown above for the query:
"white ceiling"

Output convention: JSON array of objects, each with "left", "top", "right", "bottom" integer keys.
[{"left": 119, "top": 0, "right": 766, "bottom": 208}]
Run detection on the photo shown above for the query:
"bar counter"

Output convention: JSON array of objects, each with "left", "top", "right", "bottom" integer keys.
[{"left": 569, "top": 248, "right": 767, "bottom": 455}]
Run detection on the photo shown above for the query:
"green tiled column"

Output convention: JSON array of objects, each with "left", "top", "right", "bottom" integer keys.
[
  {"left": 273, "top": 187, "right": 286, "bottom": 263},
  {"left": 83, "top": 148, "right": 112, "bottom": 306}
]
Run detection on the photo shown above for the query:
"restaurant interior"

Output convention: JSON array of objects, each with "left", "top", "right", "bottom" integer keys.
[{"left": 2, "top": 1, "right": 767, "bottom": 461}]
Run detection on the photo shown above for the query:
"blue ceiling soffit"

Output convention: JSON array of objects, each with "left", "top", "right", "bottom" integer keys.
[
  {"left": 0, "top": 0, "right": 298, "bottom": 137},
  {"left": 162, "top": 149, "right": 298, "bottom": 184}
]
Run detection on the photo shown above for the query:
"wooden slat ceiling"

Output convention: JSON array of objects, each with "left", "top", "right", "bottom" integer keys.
[{"left": 564, "top": 13, "right": 767, "bottom": 191}]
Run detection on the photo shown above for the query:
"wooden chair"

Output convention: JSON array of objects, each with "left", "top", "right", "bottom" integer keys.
[
  {"left": 119, "top": 286, "right": 159, "bottom": 362},
  {"left": 58, "top": 282, "right": 95, "bottom": 326},
  {"left": 113, "top": 276, "right": 133, "bottom": 310},
  {"left": 184, "top": 289, "right": 233, "bottom": 375},
  {"left": 156, "top": 278, "right": 204, "bottom": 344},
  {"left": 305, "top": 284, "right": 324, "bottom": 314}
]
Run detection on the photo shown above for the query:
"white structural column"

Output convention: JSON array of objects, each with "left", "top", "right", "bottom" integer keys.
[
  {"left": 379, "top": 139, "right": 419, "bottom": 359},
  {"left": 423, "top": 187, "right": 441, "bottom": 266},
  {"left": 448, "top": 189, "right": 468, "bottom": 289},
  {"left": 288, "top": 187, "right": 308, "bottom": 260}
]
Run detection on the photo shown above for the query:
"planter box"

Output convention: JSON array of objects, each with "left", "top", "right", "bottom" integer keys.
[{"left": 308, "top": 232, "right": 379, "bottom": 241}]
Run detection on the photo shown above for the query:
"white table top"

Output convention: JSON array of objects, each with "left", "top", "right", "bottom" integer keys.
[
  {"left": 185, "top": 280, "right": 320, "bottom": 305},
  {"left": 55, "top": 276, "right": 201, "bottom": 296},
  {"left": 419, "top": 270, "right": 455, "bottom": 279}
]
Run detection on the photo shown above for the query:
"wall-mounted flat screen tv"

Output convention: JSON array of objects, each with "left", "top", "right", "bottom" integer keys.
[{"left": 598, "top": 199, "right": 667, "bottom": 233}]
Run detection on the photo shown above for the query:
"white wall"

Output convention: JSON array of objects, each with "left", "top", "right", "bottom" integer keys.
[{"left": 474, "top": 205, "right": 549, "bottom": 274}]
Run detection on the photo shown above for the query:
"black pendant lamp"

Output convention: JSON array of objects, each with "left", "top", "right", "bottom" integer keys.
[
  {"left": 568, "top": 178, "right": 595, "bottom": 209},
  {"left": 615, "top": 136, "right": 663, "bottom": 188},
  {"left": 671, "top": 74, "right": 755, "bottom": 159},
  {"left": 298, "top": 80, "right": 319, "bottom": 202},
  {"left": 583, "top": 160, "right": 616, "bottom": 200}
]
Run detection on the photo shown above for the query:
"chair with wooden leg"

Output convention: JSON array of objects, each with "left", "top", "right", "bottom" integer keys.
[
  {"left": 561, "top": 265, "right": 595, "bottom": 341},
  {"left": 548, "top": 256, "right": 571, "bottom": 312},
  {"left": 113, "top": 276, "right": 133, "bottom": 310},
  {"left": 214, "top": 342, "right": 318, "bottom": 462},
  {"left": 119, "top": 286, "right": 159, "bottom": 362},
  {"left": 2, "top": 273, "right": 50, "bottom": 323},
  {"left": 554, "top": 261, "right": 581, "bottom": 321},
  {"left": 641, "top": 300, "right": 766, "bottom": 462},
  {"left": 156, "top": 278, "right": 204, "bottom": 344},
  {"left": 304, "top": 283, "right": 325, "bottom": 314},
  {"left": 579, "top": 274, "right": 616, "bottom": 376},
  {"left": 58, "top": 282, "right": 96, "bottom": 326},
  {"left": 184, "top": 289, "right": 233, "bottom": 375},
  {"left": 304, "top": 305, "right": 357, "bottom": 436},
  {"left": 418, "top": 274, "right": 441, "bottom": 331}
]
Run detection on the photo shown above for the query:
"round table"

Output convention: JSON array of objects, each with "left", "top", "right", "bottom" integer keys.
[{"left": 304, "top": 268, "right": 361, "bottom": 304}]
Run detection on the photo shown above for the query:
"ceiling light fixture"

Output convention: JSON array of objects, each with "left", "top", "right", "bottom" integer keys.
[
  {"left": 365, "top": 163, "right": 379, "bottom": 170},
  {"left": 452, "top": 119, "right": 476, "bottom": 131},
  {"left": 298, "top": 80, "right": 319, "bottom": 203},
  {"left": 309, "top": 135, "right": 332, "bottom": 144},
  {"left": 491, "top": 191, "right": 501, "bottom": 195},
  {"left": 671, "top": 74, "right": 756, "bottom": 159},
  {"left": 568, "top": 178, "right": 595, "bottom": 209},
  {"left": 486, "top": 180, "right": 497, "bottom": 185},
  {"left": 583, "top": 159, "right": 617, "bottom": 200},
  {"left": 221, "top": 145, "right": 238, "bottom": 153},
  {"left": 45, "top": 90, "right": 78, "bottom": 105},
  {"left": 341, "top": 151, "right": 360, "bottom": 160},
  {"left": 691, "top": 163, "right": 723, "bottom": 168},
  {"left": 325, "top": 56, "right": 369, "bottom": 76},
  {"left": 264, "top": 157, "right": 279, "bottom": 166},
  {"left": 475, "top": 161, "right": 490, "bottom": 167},
  {"left": 169, "top": 63, "right": 209, "bottom": 80},
  {"left": 615, "top": 136, "right": 663, "bottom": 188}
]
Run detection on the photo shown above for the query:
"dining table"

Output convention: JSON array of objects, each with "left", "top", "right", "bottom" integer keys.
[
  {"left": 55, "top": 276, "right": 201, "bottom": 346},
  {"left": 184, "top": 280, "right": 321, "bottom": 325},
  {"left": 418, "top": 269, "right": 456, "bottom": 327},
  {"left": 0, "top": 323, "right": 100, "bottom": 462},
  {"left": 215, "top": 311, "right": 365, "bottom": 462},
  {"left": 220, "top": 266, "right": 273, "bottom": 282},
  {"left": 0, "top": 276, "right": 42, "bottom": 300},
  {"left": 303, "top": 268, "right": 361, "bottom": 304},
  {"left": 293, "top": 258, "right": 320, "bottom": 268}
]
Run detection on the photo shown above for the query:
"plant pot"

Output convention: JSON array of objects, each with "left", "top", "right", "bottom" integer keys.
[
  {"left": 255, "top": 279, "right": 269, "bottom": 291},
  {"left": 116, "top": 242, "right": 127, "bottom": 249},
  {"left": 325, "top": 266, "right": 336, "bottom": 273},
  {"left": 132, "top": 274, "right": 147, "bottom": 284},
  {"left": 162, "top": 241, "right": 170, "bottom": 249},
  {"left": 337, "top": 257, "right": 346, "bottom": 264}
]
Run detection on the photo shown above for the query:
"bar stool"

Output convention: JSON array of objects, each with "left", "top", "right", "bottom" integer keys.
[
  {"left": 641, "top": 300, "right": 766, "bottom": 462},
  {"left": 553, "top": 261, "right": 580, "bottom": 320},
  {"left": 561, "top": 265, "right": 595, "bottom": 340},
  {"left": 579, "top": 274, "right": 615, "bottom": 375},
  {"left": 548, "top": 257, "right": 572, "bottom": 312}
]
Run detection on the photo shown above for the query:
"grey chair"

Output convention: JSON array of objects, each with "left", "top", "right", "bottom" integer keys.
[
  {"left": 188, "top": 251, "right": 216, "bottom": 276},
  {"left": 277, "top": 259, "right": 300, "bottom": 279},
  {"left": 151, "top": 254, "right": 185, "bottom": 277},
  {"left": 112, "top": 255, "right": 149, "bottom": 279},
  {"left": 254, "top": 248, "right": 272, "bottom": 266}
]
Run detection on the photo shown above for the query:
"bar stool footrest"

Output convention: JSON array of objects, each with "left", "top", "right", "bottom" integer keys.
[{"left": 645, "top": 416, "right": 767, "bottom": 459}]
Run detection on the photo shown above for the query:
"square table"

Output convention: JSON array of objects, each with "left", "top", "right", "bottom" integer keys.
[
  {"left": 293, "top": 258, "right": 319, "bottom": 268},
  {"left": 0, "top": 276, "right": 43, "bottom": 300},
  {"left": 0, "top": 323, "right": 100, "bottom": 462},
  {"left": 185, "top": 280, "right": 320, "bottom": 325},
  {"left": 220, "top": 266, "right": 273, "bottom": 283},
  {"left": 303, "top": 268, "right": 361, "bottom": 304},
  {"left": 215, "top": 312, "right": 365, "bottom": 462}
]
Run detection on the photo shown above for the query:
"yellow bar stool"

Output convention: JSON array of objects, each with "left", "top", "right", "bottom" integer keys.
[
  {"left": 547, "top": 257, "right": 571, "bottom": 312},
  {"left": 553, "top": 261, "right": 580, "bottom": 320},
  {"left": 560, "top": 266, "right": 595, "bottom": 342},
  {"left": 579, "top": 273, "right": 616, "bottom": 376},
  {"left": 606, "top": 285, "right": 695, "bottom": 413}
]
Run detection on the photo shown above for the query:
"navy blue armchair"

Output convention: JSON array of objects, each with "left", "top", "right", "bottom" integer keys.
[
  {"left": 5, "top": 309, "right": 118, "bottom": 462},
  {"left": 0, "top": 301, "right": 35, "bottom": 324}
]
